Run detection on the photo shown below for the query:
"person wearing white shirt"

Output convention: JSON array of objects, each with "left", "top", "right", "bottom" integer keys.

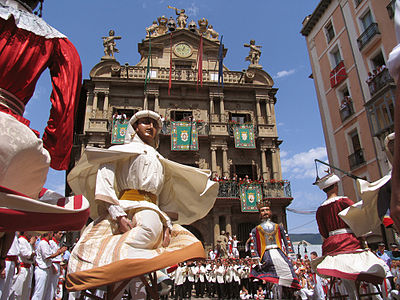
[
  {"left": 13, "top": 232, "right": 36, "bottom": 300},
  {"left": 0, "top": 233, "right": 19, "bottom": 300},
  {"left": 31, "top": 232, "right": 66, "bottom": 300},
  {"left": 205, "top": 261, "right": 215, "bottom": 297},
  {"left": 192, "top": 261, "right": 200, "bottom": 297},
  {"left": 174, "top": 263, "right": 185, "bottom": 300},
  {"left": 198, "top": 262, "right": 207, "bottom": 297},
  {"left": 215, "top": 260, "right": 225, "bottom": 299},
  {"left": 49, "top": 231, "right": 66, "bottom": 300},
  {"left": 224, "top": 261, "right": 233, "bottom": 299},
  {"left": 186, "top": 262, "right": 195, "bottom": 297}
]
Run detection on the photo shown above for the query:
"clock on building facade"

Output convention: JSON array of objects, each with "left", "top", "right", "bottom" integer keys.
[{"left": 174, "top": 42, "right": 192, "bottom": 58}]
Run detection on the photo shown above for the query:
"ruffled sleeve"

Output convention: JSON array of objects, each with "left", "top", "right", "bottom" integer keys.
[{"left": 42, "top": 38, "right": 82, "bottom": 170}]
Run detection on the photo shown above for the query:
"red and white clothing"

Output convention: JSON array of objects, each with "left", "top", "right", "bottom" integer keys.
[
  {"left": 32, "top": 238, "right": 54, "bottom": 300},
  {"left": 13, "top": 235, "right": 34, "bottom": 300},
  {"left": 313, "top": 196, "right": 387, "bottom": 285},
  {"left": 0, "top": 0, "right": 82, "bottom": 199},
  {"left": 0, "top": 233, "right": 19, "bottom": 300},
  {"left": 50, "top": 238, "right": 62, "bottom": 299}
]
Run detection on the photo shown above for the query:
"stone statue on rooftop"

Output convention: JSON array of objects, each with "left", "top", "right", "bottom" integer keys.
[
  {"left": 146, "top": 20, "right": 159, "bottom": 37},
  {"left": 206, "top": 25, "right": 219, "bottom": 41},
  {"left": 168, "top": 6, "right": 188, "bottom": 29},
  {"left": 198, "top": 18, "right": 208, "bottom": 36},
  {"left": 244, "top": 39, "right": 262, "bottom": 68},
  {"left": 157, "top": 16, "right": 169, "bottom": 35},
  {"left": 102, "top": 30, "right": 121, "bottom": 59}
]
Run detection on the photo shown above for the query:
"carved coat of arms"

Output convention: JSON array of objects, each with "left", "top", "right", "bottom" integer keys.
[
  {"left": 241, "top": 132, "right": 248, "bottom": 141},
  {"left": 181, "top": 130, "right": 189, "bottom": 142}
]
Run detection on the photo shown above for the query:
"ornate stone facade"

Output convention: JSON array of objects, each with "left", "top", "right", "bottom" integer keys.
[{"left": 70, "top": 14, "right": 292, "bottom": 252}]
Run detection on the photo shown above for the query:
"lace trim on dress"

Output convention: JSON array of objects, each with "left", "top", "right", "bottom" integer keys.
[
  {"left": 321, "top": 196, "right": 343, "bottom": 207},
  {"left": 0, "top": 1, "right": 66, "bottom": 39}
]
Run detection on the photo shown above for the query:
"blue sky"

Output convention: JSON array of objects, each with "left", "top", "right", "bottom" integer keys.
[{"left": 25, "top": 0, "right": 329, "bottom": 233}]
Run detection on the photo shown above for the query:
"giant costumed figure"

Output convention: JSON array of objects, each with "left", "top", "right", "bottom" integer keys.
[
  {"left": 65, "top": 110, "right": 219, "bottom": 298},
  {"left": 249, "top": 199, "right": 301, "bottom": 295},
  {"left": 0, "top": 0, "right": 89, "bottom": 272},
  {"left": 312, "top": 173, "right": 387, "bottom": 299}
]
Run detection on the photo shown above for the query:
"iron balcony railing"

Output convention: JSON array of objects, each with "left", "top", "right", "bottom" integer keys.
[
  {"left": 368, "top": 68, "right": 394, "bottom": 96},
  {"left": 348, "top": 148, "right": 366, "bottom": 170},
  {"left": 216, "top": 180, "right": 292, "bottom": 199},
  {"left": 357, "top": 23, "right": 380, "bottom": 51},
  {"left": 227, "top": 122, "right": 259, "bottom": 137},
  {"left": 160, "top": 120, "right": 209, "bottom": 136}
]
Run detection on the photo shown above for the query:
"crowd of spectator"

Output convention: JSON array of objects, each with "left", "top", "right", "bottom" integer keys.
[{"left": 366, "top": 64, "right": 390, "bottom": 94}]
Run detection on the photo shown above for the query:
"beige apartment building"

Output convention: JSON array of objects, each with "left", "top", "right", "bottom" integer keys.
[
  {"left": 69, "top": 12, "right": 293, "bottom": 250},
  {"left": 301, "top": 0, "right": 396, "bottom": 202}
]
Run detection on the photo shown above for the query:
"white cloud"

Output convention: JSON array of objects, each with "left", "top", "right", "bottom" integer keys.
[
  {"left": 275, "top": 69, "right": 295, "bottom": 79},
  {"left": 281, "top": 147, "right": 328, "bottom": 180},
  {"left": 186, "top": 2, "right": 199, "bottom": 17}
]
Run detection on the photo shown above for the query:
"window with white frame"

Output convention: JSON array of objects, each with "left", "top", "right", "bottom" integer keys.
[
  {"left": 331, "top": 48, "right": 342, "bottom": 68},
  {"left": 360, "top": 10, "right": 373, "bottom": 31},
  {"left": 325, "top": 21, "right": 335, "bottom": 44},
  {"left": 210, "top": 72, "right": 218, "bottom": 81}
]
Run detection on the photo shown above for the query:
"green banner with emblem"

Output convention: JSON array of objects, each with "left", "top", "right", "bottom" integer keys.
[
  {"left": 233, "top": 124, "right": 256, "bottom": 149},
  {"left": 171, "top": 121, "right": 198, "bottom": 151},
  {"left": 111, "top": 120, "right": 129, "bottom": 144},
  {"left": 240, "top": 183, "right": 262, "bottom": 212}
]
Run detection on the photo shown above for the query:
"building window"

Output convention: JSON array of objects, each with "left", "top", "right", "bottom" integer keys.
[
  {"left": 348, "top": 130, "right": 365, "bottom": 169},
  {"left": 229, "top": 113, "right": 251, "bottom": 124},
  {"left": 231, "top": 164, "right": 256, "bottom": 180},
  {"left": 170, "top": 110, "right": 193, "bottom": 121},
  {"left": 354, "top": 0, "right": 363, "bottom": 8},
  {"left": 339, "top": 87, "right": 354, "bottom": 122},
  {"left": 210, "top": 72, "right": 218, "bottom": 81},
  {"left": 325, "top": 21, "right": 335, "bottom": 44},
  {"left": 331, "top": 48, "right": 342, "bottom": 68},
  {"left": 387, "top": 0, "right": 396, "bottom": 19},
  {"left": 360, "top": 10, "right": 373, "bottom": 30}
]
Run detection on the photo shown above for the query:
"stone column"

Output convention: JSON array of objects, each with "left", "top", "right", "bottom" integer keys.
[
  {"left": 209, "top": 96, "right": 214, "bottom": 114},
  {"left": 275, "top": 148, "right": 282, "bottom": 179},
  {"left": 222, "top": 147, "right": 229, "bottom": 178},
  {"left": 154, "top": 94, "right": 159, "bottom": 113},
  {"left": 270, "top": 98, "right": 276, "bottom": 124},
  {"left": 211, "top": 146, "right": 217, "bottom": 176},
  {"left": 213, "top": 214, "right": 220, "bottom": 245},
  {"left": 265, "top": 99, "right": 271, "bottom": 124},
  {"left": 143, "top": 93, "right": 148, "bottom": 110},
  {"left": 226, "top": 214, "right": 232, "bottom": 236},
  {"left": 256, "top": 98, "right": 263, "bottom": 123},
  {"left": 219, "top": 96, "right": 226, "bottom": 122},
  {"left": 102, "top": 92, "right": 109, "bottom": 118},
  {"left": 271, "top": 149, "right": 279, "bottom": 180},
  {"left": 92, "top": 91, "right": 98, "bottom": 118},
  {"left": 260, "top": 148, "right": 269, "bottom": 180}
]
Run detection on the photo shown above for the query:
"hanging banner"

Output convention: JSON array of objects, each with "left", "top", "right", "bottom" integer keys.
[
  {"left": 111, "top": 120, "right": 128, "bottom": 144},
  {"left": 171, "top": 121, "right": 198, "bottom": 151},
  {"left": 240, "top": 183, "right": 262, "bottom": 212},
  {"left": 234, "top": 124, "right": 256, "bottom": 149}
]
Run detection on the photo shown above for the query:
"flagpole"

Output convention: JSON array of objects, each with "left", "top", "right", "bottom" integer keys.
[{"left": 314, "top": 159, "right": 362, "bottom": 180}]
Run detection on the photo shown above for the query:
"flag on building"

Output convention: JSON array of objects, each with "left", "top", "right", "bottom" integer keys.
[
  {"left": 233, "top": 124, "right": 256, "bottom": 148},
  {"left": 111, "top": 120, "right": 129, "bottom": 144},
  {"left": 218, "top": 35, "right": 224, "bottom": 87},
  {"left": 171, "top": 121, "right": 198, "bottom": 151},
  {"left": 197, "top": 36, "right": 203, "bottom": 89},
  {"left": 240, "top": 183, "right": 262, "bottom": 212},
  {"left": 330, "top": 61, "right": 347, "bottom": 88}
]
